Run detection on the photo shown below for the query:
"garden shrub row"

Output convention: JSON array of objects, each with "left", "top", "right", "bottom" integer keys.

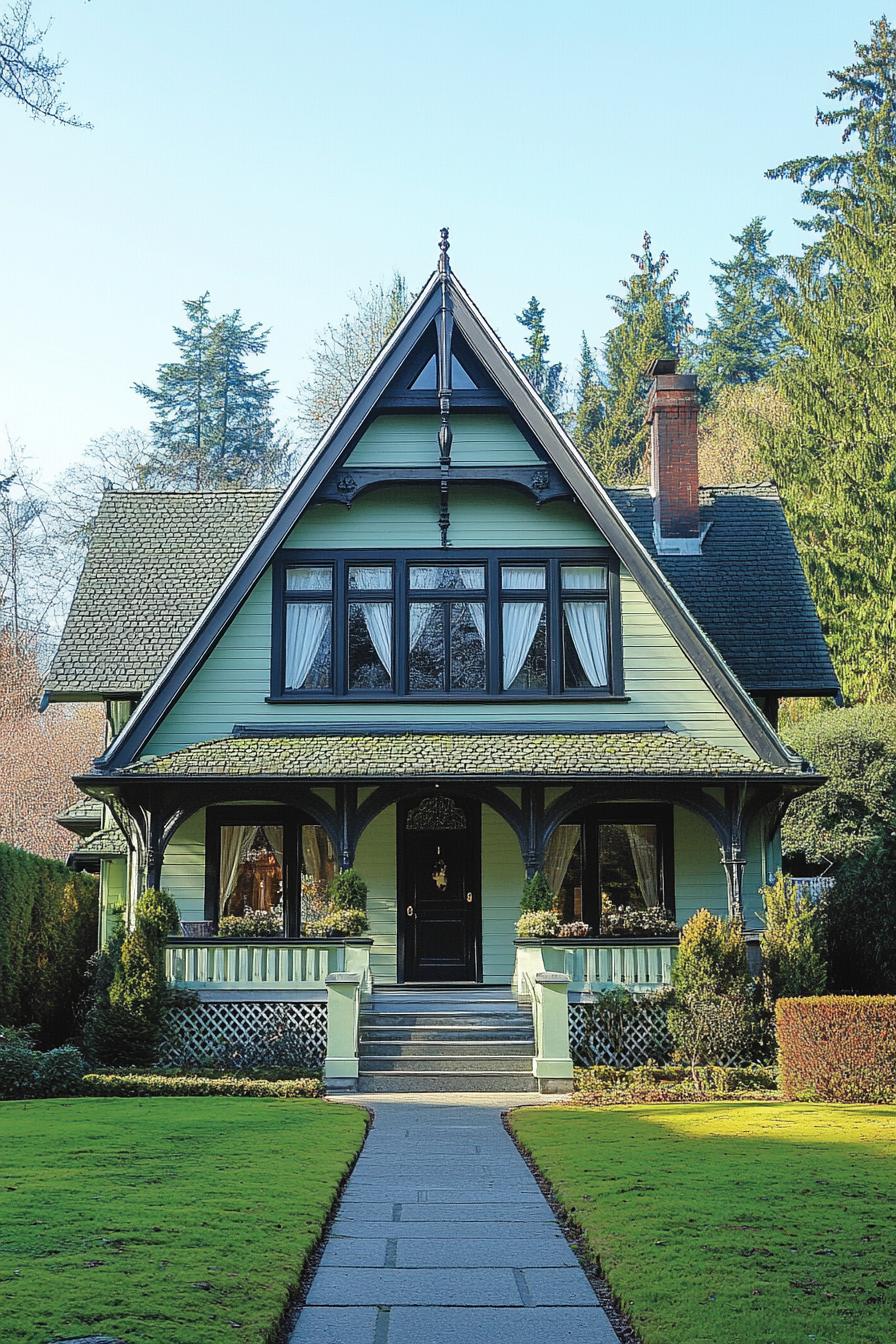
[
  {"left": 0, "top": 843, "right": 98, "bottom": 1044},
  {"left": 776, "top": 995, "right": 896, "bottom": 1102},
  {"left": 83, "top": 1072, "right": 324, "bottom": 1098},
  {"left": 573, "top": 1062, "right": 777, "bottom": 1103},
  {"left": 0, "top": 1027, "right": 86, "bottom": 1099}
]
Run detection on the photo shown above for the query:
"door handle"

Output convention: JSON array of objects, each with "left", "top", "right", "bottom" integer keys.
[
  {"left": 406, "top": 905, "right": 415, "bottom": 918},
  {"left": 466, "top": 892, "right": 474, "bottom": 904}
]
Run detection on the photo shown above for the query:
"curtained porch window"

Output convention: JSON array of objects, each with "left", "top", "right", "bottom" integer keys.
[
  {"left": 598, "top": 822, "right": 660, "bottom": 914},
  {"left": 301, "top": 824, "right": 338, "bottom": 923},
  {"left": 219, "top": 824, "right": 284, "bottom": 921},
  {"left": 544, "top": 809, "right": 671, "bottom": 933}
]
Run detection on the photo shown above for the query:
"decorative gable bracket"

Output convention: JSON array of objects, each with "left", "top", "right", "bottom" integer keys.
[{"left": 315, "top": 462, "right": 573, "bottom": 509}]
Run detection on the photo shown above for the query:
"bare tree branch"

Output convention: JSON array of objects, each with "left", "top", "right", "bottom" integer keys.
[{"left": 0, "top": 0, "right": 91, "bottom": 128}]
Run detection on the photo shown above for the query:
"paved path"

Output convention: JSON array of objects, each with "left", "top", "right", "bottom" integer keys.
[{"left": 290, "top": 1092, "right": 619, "bottom": 1344}]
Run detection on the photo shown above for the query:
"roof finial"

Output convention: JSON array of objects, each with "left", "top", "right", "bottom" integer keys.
[{"left": 438, "top": 226, "right": 450, "bottom": 275}]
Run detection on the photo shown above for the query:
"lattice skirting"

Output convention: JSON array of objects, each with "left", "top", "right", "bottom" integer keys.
[
  {"left": 159, "top": 1000, "right": 327, "bottom": 1070},
  {"left": 569, "top": 997, "right": 673, "bottom": 1068}
]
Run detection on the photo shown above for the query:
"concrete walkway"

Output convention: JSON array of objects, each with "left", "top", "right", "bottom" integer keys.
[{"left": 289, "top": 1092, "right": 619, "bottom": 1344}]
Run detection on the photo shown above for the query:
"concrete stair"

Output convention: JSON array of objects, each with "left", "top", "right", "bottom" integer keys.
[{"left": 357, "top": 989, "right": 537, "bottom": 1093}]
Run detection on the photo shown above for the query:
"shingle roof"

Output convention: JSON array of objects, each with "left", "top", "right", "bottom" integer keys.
[
  {"left": 47, "top": 481, "right": 837, "bottom": 700},
  {"left": 107, "top": 730, "right": 810, "bottom": 780},
  {"left": 47, "top": 490, "right": 278, "bottom": 697},
  {"left": 56, "top": 796, "right": 104, "bottom": 835},
  {"left": 609, "top": 483, "right": 838, "bottom": 695},
  {"left": 70, "top": 826, "right": 128, "bottom": 859}
]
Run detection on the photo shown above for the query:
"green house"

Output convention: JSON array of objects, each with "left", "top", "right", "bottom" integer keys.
[{"left": 48, "top": 237, "right": 836, "bottom": 1091}]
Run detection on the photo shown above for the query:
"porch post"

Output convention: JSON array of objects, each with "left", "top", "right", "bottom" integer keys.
[
  {"left": 324, "top": 971, "right": 362, "bottom": 1090},
  {"left": 337, "top": 783, "right": 358, "bottom": 869},
  {"left": 521, "top": 783, "right": 545, "bottom": 877},
  {"left": 720, "top": 784, "right": 747, "bottom": 921}
]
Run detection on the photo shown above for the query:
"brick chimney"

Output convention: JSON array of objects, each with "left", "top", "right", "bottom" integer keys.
[{"left": 646, "top": 357, "right": 702, "bottom": 554}]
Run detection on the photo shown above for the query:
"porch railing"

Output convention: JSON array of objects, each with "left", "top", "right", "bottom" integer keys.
[
  {"left": 515, "top": 937, "right": 678, "bottom": 994},
  {"left": 165, "top": 937, "right": 373, "bottom": 994}
]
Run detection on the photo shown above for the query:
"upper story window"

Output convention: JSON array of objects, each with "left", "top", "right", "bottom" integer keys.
[{"left": 272, "top": 551, "right": 621, "bottom": 701}]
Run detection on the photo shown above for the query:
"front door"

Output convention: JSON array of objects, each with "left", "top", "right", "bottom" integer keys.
[{"left": 400, "top": 794, "right": 480, "bottom": 982}]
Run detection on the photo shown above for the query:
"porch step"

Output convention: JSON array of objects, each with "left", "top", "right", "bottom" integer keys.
[
  {"left": 357, "top": 1070, "right": 538, "bottom": 1094},
  {"left": 359, "top": 1040, "right": 533, "bottom": 1060},
  {"left": 354, "top": 987, "right": 538, "bottom": 1095}
]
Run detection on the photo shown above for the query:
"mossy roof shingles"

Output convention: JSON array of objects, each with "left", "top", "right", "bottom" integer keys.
[
  {"left": 70, "top": 826, "right": 128, "bottom": 859},
  {"left": 46, "top": 482, "right": 836, "bottom": 701},
  {"left": 112, "top": 731, "right": 807, "bottom": 780}
]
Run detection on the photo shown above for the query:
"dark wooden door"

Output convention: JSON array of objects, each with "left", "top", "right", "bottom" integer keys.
[{"left": 401, "top": 796, "right": 480, "bottom": 982}]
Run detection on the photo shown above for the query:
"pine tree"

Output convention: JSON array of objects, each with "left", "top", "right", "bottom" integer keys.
[
  {"left": 572, "top": 333, "right": 604, "bottom": 449},
  {"left": 514, "top": 296, "right": 564, "bottom": 413},
  {"left": 696, "top": 218, "right": 788, "bottom": 403},
  {"left": 583, "top": 233, "right": 692, "bottom": 481},
  {"left": 763, "top": 111, "right": 896, "bottom": 703},
  {"left": 767, "top": 16, "right": 896, "bottom": 235},
  {"left": 135, "top": 293, "right": 283, "bottom": 488}
]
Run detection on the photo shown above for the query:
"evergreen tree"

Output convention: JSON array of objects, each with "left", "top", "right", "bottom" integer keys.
[
  {"left": 584, "top": 233, "right": 692, "bottom": 482},
  {"left": 767, "top": 16, "right": 896, "bottom": 235},
  {"left": 135, "top": 293, "right": 283, "bottom": 488},
  {"left": 572, "top": 333, "right": 604, "bottom": 449},
  {"left": 763, "top": 112, "right": 896, "bottom": 703},
  {"left": 696, "top": 218, "right": 788, "bottom": 403},
  {"left": 514, "top": 296, "right": 564, "bottom": 413}
]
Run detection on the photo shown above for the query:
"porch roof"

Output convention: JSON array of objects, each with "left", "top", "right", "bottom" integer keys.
[
  {"left": 56, "top": 795, "right": 104, "bottom": 836},
  {"left": 70, "top": 825, "right": 128, "bottom": 859},
  {"left": 100, "top": 730, "right": 812, "bottom": 782}
]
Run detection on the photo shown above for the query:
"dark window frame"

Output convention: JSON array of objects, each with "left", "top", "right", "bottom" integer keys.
[
  {"left": 270, "top": 547, "right": 624, "bottom": 702},
  {"left": 204, "top": 805, "right": 304, "bottom": 936},
  {"left": 554, "top": 804, "right": 675, "bottom": 931}
]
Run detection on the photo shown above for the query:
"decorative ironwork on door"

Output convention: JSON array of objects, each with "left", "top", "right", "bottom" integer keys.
[{"left": 405, "top": 794, "right": 467, "bottom": 831}]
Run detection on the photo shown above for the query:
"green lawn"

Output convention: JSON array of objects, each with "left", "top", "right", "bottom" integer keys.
[
  {"left": 510, "top": 1102, "right": 896, "bottom": 1344},
  {"left": 0, "top": 1096, "right": 367, "bottom": 1344}
]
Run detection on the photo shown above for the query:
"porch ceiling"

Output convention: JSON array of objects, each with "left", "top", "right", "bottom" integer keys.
[{"left": 94, "top": 730, "right": 812, "bottom": 782}]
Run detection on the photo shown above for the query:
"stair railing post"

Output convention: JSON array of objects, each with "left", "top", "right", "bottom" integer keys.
[
  {"left": 324, "top": 971, "right": 362, "bottom": 1090},
  {"left": 531, "top": 970, "right": 574, "bottom": 1093}
]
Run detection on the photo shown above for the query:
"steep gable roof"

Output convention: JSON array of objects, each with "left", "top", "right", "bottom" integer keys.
[{"left": 67, "top": 261, "right": 803, "bottom": 770}]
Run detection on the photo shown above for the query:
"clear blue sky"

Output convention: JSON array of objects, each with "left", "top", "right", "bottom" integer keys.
[{"left": 0, "top": 0, "right": 873, "bottom": 478}]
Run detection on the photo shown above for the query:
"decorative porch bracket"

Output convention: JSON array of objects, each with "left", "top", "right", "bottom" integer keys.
[
  {"left": 324, "top": 971, "right": 363, "bottom": 1089},
  {"left": 721, "top": 783, "right": 747, "bottom": 922}
]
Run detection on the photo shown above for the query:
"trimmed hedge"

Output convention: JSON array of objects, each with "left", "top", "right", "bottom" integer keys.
[
  {"left": 0, "top": 843, "right": 98, "bottom": 1044},
  {"left": 84, "top": 1071, "right": 324, "bottom": 1098},
  {"left": 0, "top": 1028, "right": 86, "bottom": 1099},
  {"left": 776, "top": 995, "right": 896, "bottom": 1103}
]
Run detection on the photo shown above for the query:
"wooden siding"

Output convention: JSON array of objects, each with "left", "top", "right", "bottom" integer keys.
[
  {"left": 481, "top": 806, "right": 525, "bottom": 983},
  {"left": 357, "top": 805, "right": 397, "bottom": 983},
  {"left": 99, "top": 856, "right": 127, "bottom": 945},
  {"left": 344, "top": 413, "right": 541, "bottom": 467},
  {"left": 145, "top": 488, "right": 755, "bottom": 757},
  {"left": 673, "top": 806, "right": 765, "bottom": 928},
  {"left": 160, "top": 809, "right": 206, "bottom": 923}
]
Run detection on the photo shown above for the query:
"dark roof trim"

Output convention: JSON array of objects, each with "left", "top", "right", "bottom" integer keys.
[
  {"left": 77, "top": 770, "right": 816, "bottom": 787},
  {"left": 99, "top": 268, "right": 798, "bottom": 772}
]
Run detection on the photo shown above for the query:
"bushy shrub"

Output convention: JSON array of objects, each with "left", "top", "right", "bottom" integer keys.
[
  {"left": 784, "top": 707, "right": 896, "bottom": 867},
  {"left": 218, "top": 908, "right": 284, "bottom": 938},
  {"left": 760, "top": 871, "right": 827, "bottom": 999},
  {"left": 328, "top": 868, "right": 368, "bottom": 912},
  {"left": 667, "top": 909, "right": 764, "bottom": 1076},
  {"left": 784, "top": 707, "right": 896, "bottom": 993},
  {"left": 573, "top": 1060, "right": 777, "bottom": 1103},
  {"left": 776, "top": 995, "right": 896, "bottom": 1103},
  {"left": 303, "top": 907, "right": 369, "bottom": 937},
  {"left": 516, "top": 910, "right": 560, "bottom": 938},
  {"left": 601, "top": 900, "right": 679, "bottom": 937},
  {"left": 83, "top": 1071, "right": 324, "bottom": 1098},
  {"left": 520, "top": 870, "right": 554, "bottom": 914},
  {"left": 84, "top": 890, "right": 180, "bottom": 1066},
  {"left": 0, "top": 1027, "right": 86, "bottom": 1100},
  {"left": 0, "top": 843, "right": 98, "bottom": 1044}
]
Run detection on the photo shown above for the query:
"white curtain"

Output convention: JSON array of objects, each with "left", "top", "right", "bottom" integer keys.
[
  {"left": 260, "top": 825, "right": 284, "bottom": 877},
  {"left": 459, "top": 569, "right": 487, "bottom": 647},
  {"left": 502, "top": 567, "right": 544, "bottom": 689},
  {"left": 564, "top": 601, "right": 609, "bottom": 688},
  {"left": 219, "top": 824, "right": 257, "bottom": 915},
  {"left": 285, "top": 568, "right": 331, "bottom": 689},
  {"left": 544, "top": 825, "right": 580, "bottom": 901},
  {"left": 409, "top": 602, "right": 434, "bottom": 653},
  {"left": 562, "top": 567, "right": 609, "bottom": 688},
  {"left": 627, "top": 824, "right": 659, "bottom": 907},
  {"left": 351, "top": 567, "right": 392, "bottom": 676}
]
